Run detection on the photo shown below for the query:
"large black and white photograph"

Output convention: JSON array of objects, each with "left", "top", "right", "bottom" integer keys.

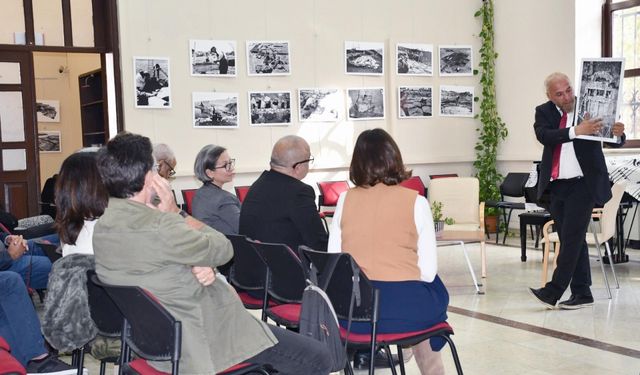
[
  {"left": 576, "top": 58, "right": 625, "bottom": 143},
  {"left": 439, "top": 85, "right": 474, "bottom": 117},
  {"left": 192, "top": 92, "right": 239, "bottom": 128},
  {"left": 347, "top": 88, "right": 385, "bottom": 120},
  {"left": 190, "top": 39, "right": 236, "bottom": 76},
  {"left": 396, "top": 43, "right": 433, "bottom": 76},
  {"left": 439, "top": 45, "right": 473, "bottom": 76},
  {"left": 246, "top": 41, "right": 291, "bottom": 76},
  {"left": 134, "top": 57, "right": 171, "bottom": 108},
  {"left": 38, "top": 131, "right": 61, "bottom": 153},
  {"left": 298, "top": 88, "right": 341, "bottom": 122},
  {"left": 345, "top": 41, "right": 384, "bottom": 75},
  {"left": 399, "top": 86, "right": 433, "bottom": 118},
  {"left": 35, "top": 100, "right": 60, "bottom": 122},
  {"left": 249, "top": 91, "right": 292, "bottom": 126}
]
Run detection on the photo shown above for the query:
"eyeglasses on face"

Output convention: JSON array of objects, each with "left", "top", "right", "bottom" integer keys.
[
  {"left": 292, "top": 155, "right": 314, "bottom": 169},
  {"left": 213, "top": 158, "right": 236, "bottom": 172},
  {"left": 161, "top": 159, "right": 176, "bottom": 177}
]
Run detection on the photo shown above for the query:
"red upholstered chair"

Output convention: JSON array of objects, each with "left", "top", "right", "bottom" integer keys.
[
  {"left": 233, "top": 186, "right": 250, "bottom": 203},
  {"left": 399, "top": 176, "right": 426, "bottom": 196},
  {"left": 0, "top": 336, "right": 26, "bottom": 375},
  {"left": 298, "top": 247, "right": 463, "bottom": 375},
  {"left": 180, "top": 189, "right": 197, "bottom": 215},
  {"left": 317, "top": 181, "right": 350, "bottom": 231},
  {"left": 246, "top": 239, "right": 306, "bottom": 329}
]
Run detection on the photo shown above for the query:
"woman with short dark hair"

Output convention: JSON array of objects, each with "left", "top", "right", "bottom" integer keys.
[
  {"left": 328, "top": 128, "right": 449, "bottom": 375},
  {"left": 55, "top": 151, "right": 108, "bottom": 256},
  {"left": 192, "top": 144, "right": 240, "bottom": 234}
]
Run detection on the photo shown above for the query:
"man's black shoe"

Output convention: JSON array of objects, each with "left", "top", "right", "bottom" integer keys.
[
  {"left": 528, "top": 287, "right": 556, "bottom": 309},
  {"left": 558, "top": 294, "right": 594, "bottom": 310},
  {"left": 353, "top": 349, "right": 399, "bottom": 369}
]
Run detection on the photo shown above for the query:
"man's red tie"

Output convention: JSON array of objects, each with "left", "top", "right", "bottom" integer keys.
[{"left": 550, "top": 111, "right": 568, "bottom": 180}]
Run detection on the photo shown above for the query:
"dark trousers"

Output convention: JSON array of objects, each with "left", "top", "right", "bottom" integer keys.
[{"left": 544, "top": 177, "right": 594, "bottom": 301}]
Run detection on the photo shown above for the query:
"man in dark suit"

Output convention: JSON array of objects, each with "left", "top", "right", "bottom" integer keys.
[
  {"left": 240, "top": 135, "right": 328, "bottom": 252},
  {"left": 529, "top": 72, "right": 625, "bottom": 310}
]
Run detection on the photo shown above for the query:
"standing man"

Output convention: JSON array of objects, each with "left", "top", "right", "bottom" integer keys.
[
  {"left": 529, "top": 72, "right": 625, "bottom": 310},
  {"left": 240, "top": 135, "right": 328, "bottom": 251}
]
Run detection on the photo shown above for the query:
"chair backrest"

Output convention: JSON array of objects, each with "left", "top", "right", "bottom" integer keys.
[
  {"left": 598, "top": 181, "right": 627, "bottom": 240},
  {"left": 500, "top": 172, "right": 530, "bottom": 198},
  {"left": 227, "top": 234, "right": 268, "bottom": 291},
  {"left": 86, "top": 271, "right": 123, "bottom": 338},
  {"left": 234, "top": 186, "right": 251, "bottom": 203},
  {"left": 429, "top": 173, "right": 458, "bottom": 180},
  {"left": 181, "top": 189, "right": 197, "bottom": 215},
  {"left": 428, "top": 177, "right": 480, "bottom": 225},
  {"left": 317, "top": 181, "right": 350, "bottom": 208},
  {"left": 248, "top": 239, "right": 306, "bottom": 304},
  {"left": 93, "top": 276, "right": 182, "bottom": 368},
  {"left": 399, "top": 176, "right": 426, "bottom": 196}
]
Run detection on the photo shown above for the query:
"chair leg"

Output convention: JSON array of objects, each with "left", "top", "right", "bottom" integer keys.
[
  {"left": 541, "top": 238, "right": 550, "bottom": 287},
  {"left": 590, "top": 222, "right": 611, "bottom": 299},
  {"left": 502, "top": 209, "right": 514, "bottom": 245},
  {"left": 458, "top": 241, "right": 482, "bottom": 294},
  {"left": 383, "top": 344, "right": 398, "bottom": 375},
  {"left": 441, "top": 335, "right": 464, "bottom": 375},
  {"left": 99, "top": 361, "right": 107, "bottom": 375},
  {"left": 480, "top": 241, "right": 487, "bottom": 279},
  {"left": 396, "top": 345, "right": 405, "bottom": 375},
  {"left": 604, "top": 242, "right": 619, "bottom": 289}
]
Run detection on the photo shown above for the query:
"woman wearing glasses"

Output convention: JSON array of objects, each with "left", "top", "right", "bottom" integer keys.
[{"left": 192, "top": 144, "right": 240, "bottom": 234}]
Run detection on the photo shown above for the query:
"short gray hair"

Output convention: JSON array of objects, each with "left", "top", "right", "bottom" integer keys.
[
  {"left": 194, "top": 144, "right": 226, "bottom": 183},
  {"left": 544, "top": 72, "right": 571, "bottom": 94},
  {"left": 153, "top": 143, "right": 175, "bottom": 163}
]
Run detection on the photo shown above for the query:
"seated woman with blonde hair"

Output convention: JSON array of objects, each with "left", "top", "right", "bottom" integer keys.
[{"left": 328, "top": 128, "right": 449, "bottom": 375}]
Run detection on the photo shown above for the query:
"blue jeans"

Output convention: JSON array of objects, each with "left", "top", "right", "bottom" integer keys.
[
  {"left": 6, "top": 234, "right": 58, "bottom": 289},
  {"left": 0, "top": 271, "right": 47, "bottom": 366}
]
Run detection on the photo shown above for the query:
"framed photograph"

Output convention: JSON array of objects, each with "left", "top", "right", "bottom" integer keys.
[
  {"left": 192, "top": 92, "right": 239, "bottom": 128},
  {"left": 345, "top": 41, "right": 384, "bottom": 75},
  {"left": 246, "top": 41, "right": 291, "bottom": 76},
  {"left": 38, "top": 131, "right": 61, "bottom": 153},
  {"left": 248, "top": 91, "right": 292, "bottom": 126},
  {"left": 576, "top": 58, "right": 625, "bottom": 143},
  {"left": 398, "top": 86, "right": 433, "bottom": 118},
  {"left": 439, "top": 85, "right": 474, "bottom": 117},
  {"left": 36, "top": 100, "right": 60, "bottom": 122},
  {"left": 298, "top": 88, "right": 342, "bottom": 122},
  {"left": 396, "top": 43, "right": 433, "bottom": 76},
  {"left": 134, "top": 57, "right": 171, "bottom": 108},
  {"left": 190, "top": 39, "right": 237, "bottom": 76},
  {"left": 439, "top": 45, "right": 473, "bottom": 76},
  {"left": 347, "top": 88, "right": 385, "bottom": 120}
]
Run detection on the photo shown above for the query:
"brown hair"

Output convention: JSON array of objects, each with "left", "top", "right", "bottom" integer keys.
[
  {"left": 55, "top": 152, "right": 108, "bottom": 245},
  {"left": 349, "top": 128, "right": 411, "bottom": 187}
]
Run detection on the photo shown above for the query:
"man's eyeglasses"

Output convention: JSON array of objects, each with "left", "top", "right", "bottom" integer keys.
[
  {"left": 213, "top": 158, "right": 236, "bottom": 172},
  {"left": 161, "top": 160, "right": 176, "bottom": 177},
  {"left": 292, "top": 156, "right": 314, "bottom": 169}
]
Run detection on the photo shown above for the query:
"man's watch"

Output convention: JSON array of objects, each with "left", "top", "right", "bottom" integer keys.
[{"left": 178, "top": 210, "right": 189, "bottom": 218}]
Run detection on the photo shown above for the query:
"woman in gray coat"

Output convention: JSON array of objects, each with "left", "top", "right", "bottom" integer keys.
[{"left": 192, "top": 145, "right": 241, "bottom": 234}]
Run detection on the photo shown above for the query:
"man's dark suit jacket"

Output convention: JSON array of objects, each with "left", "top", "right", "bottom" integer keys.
[
  {"left": 534, "top": 100, "right": 625, "bottom": 206},
  {"left": 239, "top": 170, "right": 328, "bottom": 252}
]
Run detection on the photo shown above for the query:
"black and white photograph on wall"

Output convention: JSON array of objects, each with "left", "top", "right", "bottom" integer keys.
[
  {"left": 439, "top": 85, "right": 474, "bottom": 117},
  {"left": 576, "top": 58, "right": 625, "bottom": 143},
  {"left": 190, "top": 39, "right": 236, "bottom": 76},
  {"left": 298, "top": 88, "right": 341, "bottom": 122},
  {"left": 396, "top": 43, "right": 433, "bottom": 76},
  {"left": 347, "top": 88, "right": 385, "bottom": 120},
  {"left": 192, "top": 92, "right": 239, "bottom": 128},
  {"left": 398, "top": 86, "right": 433, "bottom": 118},
  {"left": 345, "top": 41, "right": 384, "bottom": 75},
  {"left": 246, "top": 41, "right": 291, "bottom": 76},
  {"left": 134, "top": 57, "right": 171, "bottom": 108},
  {"left": 38, "top": 131, "right": 61, "bottom": 153},
  {"left": 439, "top": 45, "right": 473, "bottom": 76},
  {"left": 35, "top": 100, "right": 60, "bottom": 122},
  {"left": 249, "top": 91, "right": 292, "bottom": 126}
]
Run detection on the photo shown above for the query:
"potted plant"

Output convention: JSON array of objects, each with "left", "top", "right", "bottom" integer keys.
[
  {"left": 431, "top": 201, "right": 454, "bottom": 235},
  {"left": 474, "top": 0, "right": 507, "bottom": 233}
]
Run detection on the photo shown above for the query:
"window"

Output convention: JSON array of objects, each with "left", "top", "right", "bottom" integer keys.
[{"left": 603, "top": 0, "right": 640, "bottom": 146}]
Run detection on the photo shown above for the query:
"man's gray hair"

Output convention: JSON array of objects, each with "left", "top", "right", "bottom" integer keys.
[
  {"left": 544, "top": 72, "right": 571, "bottom": 93},
  {"left": 152, "top": 143, "right": 175, "bottom": 163}
]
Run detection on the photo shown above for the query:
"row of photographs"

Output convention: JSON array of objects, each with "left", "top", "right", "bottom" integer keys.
[{"left": 192, "top": 86, "right": 474, "bottom": 128}]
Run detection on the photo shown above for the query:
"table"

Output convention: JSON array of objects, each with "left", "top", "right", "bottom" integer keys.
[
  {"left": 518, "top": 211, "right": 552, "bottom": 262},
  {"left": 437, "top": 230, "right": 485, "bottom": 294}
]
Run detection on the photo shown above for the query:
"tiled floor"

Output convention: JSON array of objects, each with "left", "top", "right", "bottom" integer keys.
[{"left": 62, "top": 233, "right": 640, "bottom": 374}]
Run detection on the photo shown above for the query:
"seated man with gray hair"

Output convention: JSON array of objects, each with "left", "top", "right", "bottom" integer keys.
[{"left": 152, "top": 143, "right": 176, "bottom": 180}]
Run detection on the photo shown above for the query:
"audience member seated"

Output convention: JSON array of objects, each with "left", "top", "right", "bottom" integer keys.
[
  {"left": 40, "top": 174, "right": 58, "bottom": 219},
  {"left": 55, "top": 151, "right": 109, "bottom": 257},
  {"left": 240, "top": 135, "right": 328, "bottom": 251},
  {"left": 153, "top": 143, "right": 177, "bottom": 180},
  {"left": 0, "top": 271, "right": 76, "bottom": 374},
  {"left": 0, "top": 234, "right": 52, "bottom": 290},
  {"left": 192, "top": 144, "right": 241, "bottom": 234},
  {"left": 93, "top": 132, "right": 331, "bottom": 375},
  {"left": 328, "top": 128, "right": 449, "bottom": 375}
]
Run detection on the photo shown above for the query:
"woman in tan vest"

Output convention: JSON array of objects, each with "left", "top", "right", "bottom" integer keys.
[{"left": 328, "top": 128, "right": 449, "bottom": 375}]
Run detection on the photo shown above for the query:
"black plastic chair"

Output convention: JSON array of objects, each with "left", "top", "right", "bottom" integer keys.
[
  {"left": 226, "top": 234, "right": 270, "bottom": 316},
  {"left": 494, "top": 172, "right": 530, "bottom": 244},
  {"left": 298, "top": 247, "right": 464, "bottom": 375},
  {"left": 247, "top": 239, "right": 306, "bottom": 329}
]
